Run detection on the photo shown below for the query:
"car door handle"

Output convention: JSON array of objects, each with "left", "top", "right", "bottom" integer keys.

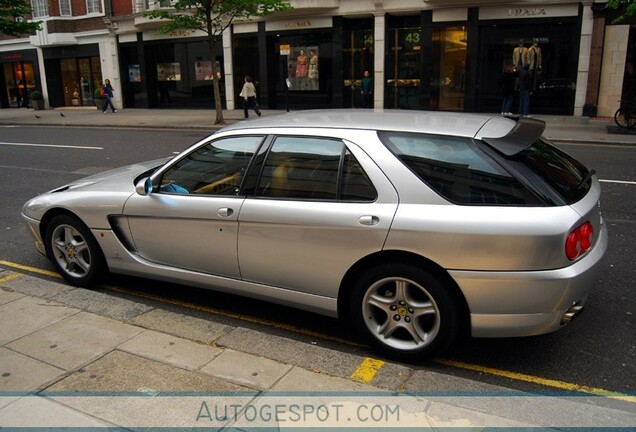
[
  {"left": 359, "top": 215, "right": 380, "bottom": 226},
  {"left": 218, "top": 208, "right": 234, "bottom": 217}
]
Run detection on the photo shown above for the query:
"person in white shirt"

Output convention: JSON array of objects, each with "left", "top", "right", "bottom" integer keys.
[{"left": 239, "top": 75, "right": 261, "bottom": 119}]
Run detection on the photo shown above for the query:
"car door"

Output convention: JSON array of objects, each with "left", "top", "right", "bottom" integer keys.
[
  {"left": 238, "top": 135, "right": 399, "bottom": 299},
  {"left": 123, "top": 135, "right": 264, "bottom": 278}
]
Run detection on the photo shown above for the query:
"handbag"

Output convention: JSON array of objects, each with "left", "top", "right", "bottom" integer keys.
[{"left": 100, "top": 88, "right": 105, "bottom": 97}]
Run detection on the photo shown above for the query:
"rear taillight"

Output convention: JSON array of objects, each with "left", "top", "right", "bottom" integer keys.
[{"left": 565, "top": 221, "right": 594, "bottom": 261}]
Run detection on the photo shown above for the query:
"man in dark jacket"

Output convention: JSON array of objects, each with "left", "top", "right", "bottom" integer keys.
[{"left": 518, "top": 65, "right": 532, "bottom": 117}]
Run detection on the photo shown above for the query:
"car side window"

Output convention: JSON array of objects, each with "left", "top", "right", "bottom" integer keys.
[
  {"left": 379, "top": 131, "right": 542, "bottom": 206},
  {"left": 255, "top": 137, "right": 376, "bottom": 202},
  {"left": 159, "top": 136, "right": 263, "bottom": 196}
]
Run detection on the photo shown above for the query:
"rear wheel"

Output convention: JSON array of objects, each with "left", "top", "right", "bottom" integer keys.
[
  {"left": 44, "top": 214, "right": 106, "bottom": 287},
  {"left": 350, "top": 263, "right": 460, "bottom": 361},
  {"left": 614, "top": 107, "right": 636, "bottom": 129}
]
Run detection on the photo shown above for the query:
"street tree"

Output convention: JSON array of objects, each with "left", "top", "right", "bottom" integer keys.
[
  {"left": 606, "top": 0, "right": 636, "bottom": 23},
  {"left": 146, "top": 0, "right": 292, "bottom": 125},
  {"left": 0, "top": 0, "right": 41, "bottom": 36}
]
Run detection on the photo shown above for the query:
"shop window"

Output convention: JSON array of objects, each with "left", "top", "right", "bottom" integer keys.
[
  {"left": 31, "top": 0, "right": 49, "bottom": 17},
  {"left": 3, "top": 62, "right": 35, "bottom": 108},
  {"left": 432, "top": 26, "right": 467, "bottom": 111}
]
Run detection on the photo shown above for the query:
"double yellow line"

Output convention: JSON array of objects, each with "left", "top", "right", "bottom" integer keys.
[{"left": 1, "top": 259, "right": 634, "bottom": 403}]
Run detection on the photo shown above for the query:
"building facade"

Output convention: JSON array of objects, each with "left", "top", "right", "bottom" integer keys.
[{"left": 0, "top": 0, "right": 633, "bottom": 117}]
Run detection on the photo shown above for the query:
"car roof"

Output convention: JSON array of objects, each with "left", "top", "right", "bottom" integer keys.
[{"left": 220, "top": 109, "right": 519, "bottom": 139}]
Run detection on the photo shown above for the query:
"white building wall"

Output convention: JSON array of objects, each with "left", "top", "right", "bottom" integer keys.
[{"left": 597, "top": 25, "right": 630, "bottom": 117}]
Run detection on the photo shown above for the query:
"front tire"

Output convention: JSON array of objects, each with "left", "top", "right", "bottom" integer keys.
[
  {"left": 350, "top": 264, "right": 460, "bottom": 362},
  {"left": 44, "top": 214, "right": 106, "bottom": 287},
  {"left": 614, "top": 107, "right": 636, "bottom": 129}
]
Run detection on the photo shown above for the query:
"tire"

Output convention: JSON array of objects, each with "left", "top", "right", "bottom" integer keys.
[
  {"left": 350, "top": 263, "right": 460, "bottom": 362},
  {"left": 614, "top": 107, "right": 636, "bottom": 129},
  {"left": 44, "top": 214, "right": 106, "bottom": 287}
]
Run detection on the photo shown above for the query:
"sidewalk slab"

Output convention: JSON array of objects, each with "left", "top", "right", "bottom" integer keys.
[
  {"left": 48, "top": 349, "right": 250, "bottom": 393},
  {"left": 200, "top": 349, "right": 293, "bottom": 390},
  {"left": 0, "top": 396, "right": 114, "bottom": 428},
  {"left": 0, "top": 286, "right": 25, "bottom": 306},
  {"left": 7, "top": 311, "right": 143, "bottom": 371},
  {"left": 0, "top": 295, "right": 79, "bottom": 345},
  {"left": 1, "top": 272, "right": 75, "bottom": 300},
  {"left": 129, "top": 308, "right": 232, "bottom": 344},
  {"left": 118, "top": 329, "right": 223, "bottom": 371},
  {"left": 0, "top": 347, "right": 66, "bottom": 391}
]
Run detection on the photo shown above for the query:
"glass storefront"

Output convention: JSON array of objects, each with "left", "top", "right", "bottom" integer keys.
[
  {"left": 343, "top": 18, "right": 373, "bottom": 108},
  {"left": 431, "top": 26, "right": 467, "bottom": 111},
  {"left": 60, "top": 57, "right": 101, "bottom": 107},
  {"left": 2, "top": 61, "right": 36, "bottom": 108},
  {"left": 121, "top": 39, "right": 224, "bottom": 108},
  {"left": 386, "top": 16, "right": 422, "bottom": 110},
  {"left": 476, "top": 21, "right": 579, "bottom": 115}
]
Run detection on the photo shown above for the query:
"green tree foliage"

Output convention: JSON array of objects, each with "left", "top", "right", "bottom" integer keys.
[
  {"left": 146, "top": 0, "right": 292, "bottom": 124},
  {"left": 0, "top": 0, "right": 41, "bottom": 36},
  {"left": 606, "top": 0, "right": 636, "bottom": 23}
]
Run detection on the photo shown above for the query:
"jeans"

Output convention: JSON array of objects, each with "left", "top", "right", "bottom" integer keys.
[
  {"left": 243, "top": 96, "right": 261, "bottom": 118},
  {"left": 501, "top": 95, "right": 513, "bottom": 114},
  {"left": 519, "top": 90, "right": 530, "bottom": 116},
  {"left": 103, "top": 94, "right": 116, "bottom": 112}
]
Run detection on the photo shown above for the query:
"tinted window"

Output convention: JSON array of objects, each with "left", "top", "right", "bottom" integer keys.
[
  {"left": 379, "top": 132, "right": 543, "bottom": 206},
  {"left": 513, "top": 137, "right": 591, "bottom": 204},
  {"left": 160, "top": 136, "right": 263, "bottom": 195},
  {"left": 256, "top": 137, "right": 377, "bottom": 201}
]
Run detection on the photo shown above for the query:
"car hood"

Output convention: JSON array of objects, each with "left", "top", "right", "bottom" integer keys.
[{"left": 22, "top": 158, "right": 168, "bottom": 226}]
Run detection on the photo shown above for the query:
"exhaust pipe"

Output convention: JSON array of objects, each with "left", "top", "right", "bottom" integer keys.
[{"left": 561, "top": 304, "right": 584, "bottom": 325}]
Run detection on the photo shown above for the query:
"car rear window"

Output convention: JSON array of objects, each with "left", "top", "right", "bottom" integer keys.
[
  {"left": 512, "top": 137, "right": 591, "bottom": 204},
  {"left": 379, "top": 131, "right": 544, "bottom": 206}
]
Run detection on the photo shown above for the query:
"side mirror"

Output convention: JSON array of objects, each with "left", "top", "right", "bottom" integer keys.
[{"left": 135, "top": 177, "right": 153, "bottom": 196}]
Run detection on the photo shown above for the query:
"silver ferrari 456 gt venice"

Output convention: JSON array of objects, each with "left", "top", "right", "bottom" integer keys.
[{"left": 22, "top": 110, "right": 607, "bottom": 361}]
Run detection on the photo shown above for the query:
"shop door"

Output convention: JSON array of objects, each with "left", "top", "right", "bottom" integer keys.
[
  {"left": 431, "top": 26, "right": 467, "bottom": 111},
  {"left": 386, "top": 27, "right": 422, "bottom": 109},
  {"left": 2, "top": 62, "right": 34, "bottom": 108}
]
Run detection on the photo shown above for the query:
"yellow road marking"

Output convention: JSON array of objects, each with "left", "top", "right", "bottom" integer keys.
[
  {"left": 1, "top": 260, "right": 634, "bottom": 403},
  {"left": 351, "top": 357, "right": 385, "bottom": 383},
  {"left": 436, "top": 359, "right": 636, "bottom": 404},
  {"left": 0, "top": 273, "right": 22, "bottom": 283},
  {"left": 0, "top": 260, "right": 61, "bottom": 278}
]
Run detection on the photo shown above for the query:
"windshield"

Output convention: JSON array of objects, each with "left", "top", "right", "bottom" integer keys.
[{"left": 513, "top": 137, "right": 591, "bottom": 204}]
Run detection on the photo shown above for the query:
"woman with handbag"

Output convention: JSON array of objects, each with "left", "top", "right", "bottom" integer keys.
[{"left": 101, "top": 79, "right": 117, "bottom": 113}]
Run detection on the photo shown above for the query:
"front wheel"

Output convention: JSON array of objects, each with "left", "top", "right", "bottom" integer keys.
[
  {"left": 44, "top": 214, "right": 106, "bottom": 287},
  {"left": 614, "top": 107, "right": 636, "bottom": 129},
  {"left": 350, "top": 264, "right": 460, "bottom": 362}
]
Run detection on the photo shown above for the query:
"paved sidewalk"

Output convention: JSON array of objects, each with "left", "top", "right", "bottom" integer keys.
[
  {"left": 1, "top": 106, "right": 636, "bottom": 145},
  {"left": 1, "top": 267, "right": 635, "bottom": 429}
]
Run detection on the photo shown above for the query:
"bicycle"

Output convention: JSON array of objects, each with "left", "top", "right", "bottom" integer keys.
[{"left": 614, "top": 104, "right": 636, "bottom": 129}]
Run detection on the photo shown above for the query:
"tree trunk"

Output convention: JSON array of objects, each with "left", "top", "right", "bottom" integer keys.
[{"left": 209, "top": 38, "right": 225, "bottom": 125}]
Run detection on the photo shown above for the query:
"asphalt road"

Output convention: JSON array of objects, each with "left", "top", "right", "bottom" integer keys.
[{"left": 1, "top": 125, "right": 634, "bottom": 396}]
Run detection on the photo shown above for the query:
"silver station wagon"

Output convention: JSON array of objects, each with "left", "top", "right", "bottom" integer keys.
[{"left": 22, "top": 110, "right": 607, "bottom": 361}]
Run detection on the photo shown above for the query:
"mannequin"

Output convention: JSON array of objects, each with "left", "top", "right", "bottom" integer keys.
[
  {"left": 526, "top": 41, "right": 542, "bottom": 90},
  {"left": 512, "top": 41, "right": 527, "bottom": 69}
]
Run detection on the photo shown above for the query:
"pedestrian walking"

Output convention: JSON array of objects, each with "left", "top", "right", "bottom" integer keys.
[
  {"left": 239, "top": 75, "right": 261, "bottom": 118},
  {"left": 101, "top": 79, "right": 117, "bottom": 113},
  {"left": 518, "top": 64, "right": 532, "bottom": 117},
  {"left": 360, "top": 70, "right": 373, "bottom": 108},
  {"left": 499, "top": 65, "right": 517, "bottom": 115}
]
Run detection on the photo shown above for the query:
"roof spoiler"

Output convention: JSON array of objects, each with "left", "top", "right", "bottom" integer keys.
[{"left": 481, "top": 117, "right": 546, "bottom": 156}]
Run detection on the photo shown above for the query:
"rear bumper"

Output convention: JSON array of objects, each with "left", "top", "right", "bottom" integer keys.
[{"left": 450, "top": 222, "right": 608, "bottom": 338}]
